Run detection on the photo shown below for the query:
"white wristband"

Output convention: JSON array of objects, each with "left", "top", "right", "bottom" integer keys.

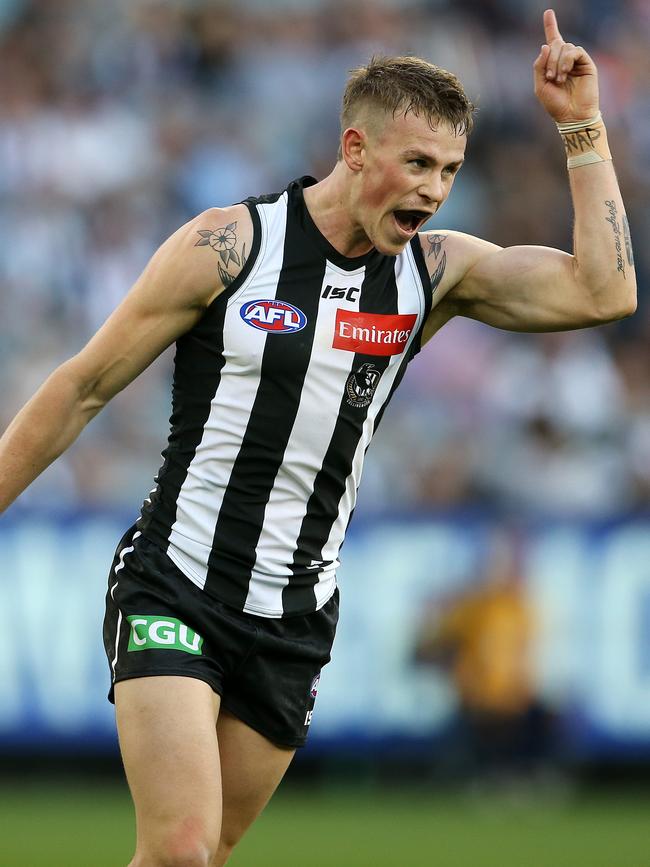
[
  {"left": 556, "top": 111, "right": 602, "bottom": 133},
  {"left": 556, "top": 111, "right": 611, "bottom": 169}
]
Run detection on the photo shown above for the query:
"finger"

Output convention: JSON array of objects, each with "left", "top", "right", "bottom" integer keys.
[
  {"left": 544, "top": 37, "right": 565, "bottom": 80},
  {"left": 533, "top": 43, "right": 550, "bottom": 75},
  {"left": 555, "top": 42, "right": 577, "bottom": 83},
  {"left": 533, "top": 44, "right": 551, "bottom": 92},
  {"left": 533, "top": 44, "right": 550, "bottom": 68},
  {"left": 543, "top": 8, "right": 563, "bottom": 44}
]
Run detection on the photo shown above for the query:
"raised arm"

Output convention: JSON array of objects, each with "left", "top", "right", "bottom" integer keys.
[
  {"left": 0, "top": 205, "right": 252, "bottom": 512},
  {"left": 422, "top": 8, "right": 636, "bottom": 335}
]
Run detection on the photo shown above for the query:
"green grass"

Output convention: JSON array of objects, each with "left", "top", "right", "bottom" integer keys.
[
  {"left": 0, "top": 782, "right": 134, "bottom": 867},
  {"left": 1, "top": 781, "right": 650, "bottom": 867}
]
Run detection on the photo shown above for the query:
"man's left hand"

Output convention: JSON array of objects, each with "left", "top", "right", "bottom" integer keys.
[{"left": 533, "top": 8, "right": 599, "bottom": 123}]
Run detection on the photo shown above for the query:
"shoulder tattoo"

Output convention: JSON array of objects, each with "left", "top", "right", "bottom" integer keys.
[
  {"left": 425, "top": 232, "right": 447, "bottom": 294},
  {"left": 196, "top": 222, "right": 248, "bottom": 287}
]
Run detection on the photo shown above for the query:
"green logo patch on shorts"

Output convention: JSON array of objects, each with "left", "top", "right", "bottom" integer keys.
[{"left": 126, "top": 616, "right": 204, "bottom": 655}]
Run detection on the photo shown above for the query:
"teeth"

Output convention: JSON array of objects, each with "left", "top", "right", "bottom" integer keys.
[{"left": 395, "top": 210, "right": 429, "bottom": 232}]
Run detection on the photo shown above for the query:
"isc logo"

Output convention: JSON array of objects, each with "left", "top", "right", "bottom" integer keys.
[
  {"left": 240, "top": 299, "right": 307, "bottom": 333},
  {"left": 322, "top": 284, "right": 360, "bottom": 302}
]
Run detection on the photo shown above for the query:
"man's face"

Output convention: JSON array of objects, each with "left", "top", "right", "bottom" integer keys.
[{"left": 352, "top": 110, "right": 467, "bottom": 255}]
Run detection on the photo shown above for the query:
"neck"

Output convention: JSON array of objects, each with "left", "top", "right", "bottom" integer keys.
[{"left": 302, "top": 163, "right": 374, "bottom": 258}]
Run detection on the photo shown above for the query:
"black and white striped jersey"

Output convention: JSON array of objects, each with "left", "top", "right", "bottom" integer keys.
[{"left": 137, "top": 176, "right": 432, "bottom": 617}]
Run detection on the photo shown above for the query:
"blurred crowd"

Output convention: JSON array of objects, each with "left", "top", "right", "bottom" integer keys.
[{"left": 1, "top": 0, "right": 649, "bottom": 517}]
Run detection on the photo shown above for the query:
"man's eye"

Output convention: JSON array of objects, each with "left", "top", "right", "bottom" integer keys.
[{"left": 410, "top": 159, "right": 427, "bottom": 168}]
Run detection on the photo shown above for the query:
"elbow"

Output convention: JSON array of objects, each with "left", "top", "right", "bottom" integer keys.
[
  {"left": 54, "top": 357, "right": 108, "bottom": 418},
  {"left": 604, "top": 297, "right": 637, "bottom": 323},
  {"left": 613, "top": 289, "right": 637, "bottom": 321},
  {"left": 622, "top": 293, "right": 638, "bottom": 318},
  {"left": 591, "top": 281, "right": 637, "bottom": 324}
]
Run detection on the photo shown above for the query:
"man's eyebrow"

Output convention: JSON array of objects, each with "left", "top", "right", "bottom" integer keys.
[
  {"left": 402, "top": 148, "right": 465, "bottom": 167},
  {"left": 402, "top": 147, "right": 433, "bottom": 160}
]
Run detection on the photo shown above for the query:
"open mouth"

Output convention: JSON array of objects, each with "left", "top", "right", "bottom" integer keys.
[{"left": 393, "top": 209, "right": 431, "bottom": 235}]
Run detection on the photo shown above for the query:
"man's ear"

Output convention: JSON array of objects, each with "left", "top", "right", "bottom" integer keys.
[{"left": 341, "top": 127, "right": 366, "bottom": 171}]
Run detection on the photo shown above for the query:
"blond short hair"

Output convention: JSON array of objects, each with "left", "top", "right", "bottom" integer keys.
[{"left": 339, "top": 55, "right": 475, "bottom": 157}]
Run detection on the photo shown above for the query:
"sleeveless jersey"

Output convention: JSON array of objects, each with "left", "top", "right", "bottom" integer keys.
[{"left": 137, "top": 176, "right": 432, "bottom": 617}]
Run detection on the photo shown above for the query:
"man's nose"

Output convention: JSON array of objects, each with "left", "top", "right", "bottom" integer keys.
[{"left": 417, "top": 172, "right": 444, "bottom": 203}]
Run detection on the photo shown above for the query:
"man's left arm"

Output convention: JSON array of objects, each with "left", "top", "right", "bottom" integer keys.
[{"left": 443, "top": 8, "right": 637, "bottom": 333}]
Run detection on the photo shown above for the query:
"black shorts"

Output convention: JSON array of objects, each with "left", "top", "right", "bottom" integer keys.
[{"left": 103, "top": 527, "right": 339, "bottom": 748}]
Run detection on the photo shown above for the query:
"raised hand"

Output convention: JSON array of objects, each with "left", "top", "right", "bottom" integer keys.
[{"left": 533, "top": 8, "right": 599, "bottom": 123}]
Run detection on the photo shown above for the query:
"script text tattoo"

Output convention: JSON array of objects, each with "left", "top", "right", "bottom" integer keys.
[{"left": 604, "top": 201, "right": 625, "bottom": 280}]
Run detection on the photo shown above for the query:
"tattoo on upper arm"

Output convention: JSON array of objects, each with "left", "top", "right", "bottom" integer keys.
[
  {"left": 425, "top": 233, "right": 447, "bottom": 294},
  {"left": 426, "top": 233, "right": 445, "bottom": 260},
  {"left": 622, "top": 213, "right": 634, "bottom": 268},
  {"left": 430, "top": 251, "right": 447, "bottom": 294},
  {"left": 604, "top": 201, "right": 626, "bottom": 280},
  {"left": 195, "top": 222, "right": 247, "bottom": 287}
]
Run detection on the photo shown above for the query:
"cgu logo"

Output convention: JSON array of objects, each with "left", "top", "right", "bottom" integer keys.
[
  {"left": 126, "top": 615, "right": 204, "bottom": 655},
  {"left": 240, "top": 299, "right": 307, "bottom": 333}
]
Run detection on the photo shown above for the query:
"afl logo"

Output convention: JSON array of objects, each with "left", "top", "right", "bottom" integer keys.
[
  {"left": 310, "top": 674, "right": 321, "bottom": 699},
  {"left": 240, "top": 299, "right": 307, "bottom": 333}
]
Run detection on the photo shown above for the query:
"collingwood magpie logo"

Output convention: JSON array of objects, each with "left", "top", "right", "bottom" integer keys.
[{"left": 345, "top": 362, "right": 382, "bottom": 408}]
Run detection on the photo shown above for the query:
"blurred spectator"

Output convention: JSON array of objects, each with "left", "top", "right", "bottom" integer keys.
[{"left": 414, "top": 529, "right": 555, "bottom": 782}]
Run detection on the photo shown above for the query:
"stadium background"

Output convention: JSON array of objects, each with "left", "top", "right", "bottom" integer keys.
[{"left": 1, "top": 0, "right": 650, "bottom": 864}]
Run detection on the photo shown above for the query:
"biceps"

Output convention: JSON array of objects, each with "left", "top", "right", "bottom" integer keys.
[{"left": 452, "top": 245, "right": 590, "bottom": 332}]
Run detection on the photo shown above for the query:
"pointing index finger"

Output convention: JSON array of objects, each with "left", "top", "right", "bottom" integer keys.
[{"left": 543, "top": 8, "right": 563, "bottom": 43}]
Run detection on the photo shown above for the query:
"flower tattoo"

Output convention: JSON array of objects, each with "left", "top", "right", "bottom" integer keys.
[{"left": 196, "top": 222, "right": 241, "bottom": 267}]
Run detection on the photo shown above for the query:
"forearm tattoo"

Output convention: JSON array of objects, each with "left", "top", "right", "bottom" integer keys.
[
  {"left": 196, "top": 222, "right": 247, "bottom": 287},
  {"left": 426, "top": 233, "right": 447, "bottom": 294},
  {"left": 622, "top": 213, "right": 634, "bottom": 268},
  {"left": 604, "top": 201, "right": 626, "bottom": 280}
]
